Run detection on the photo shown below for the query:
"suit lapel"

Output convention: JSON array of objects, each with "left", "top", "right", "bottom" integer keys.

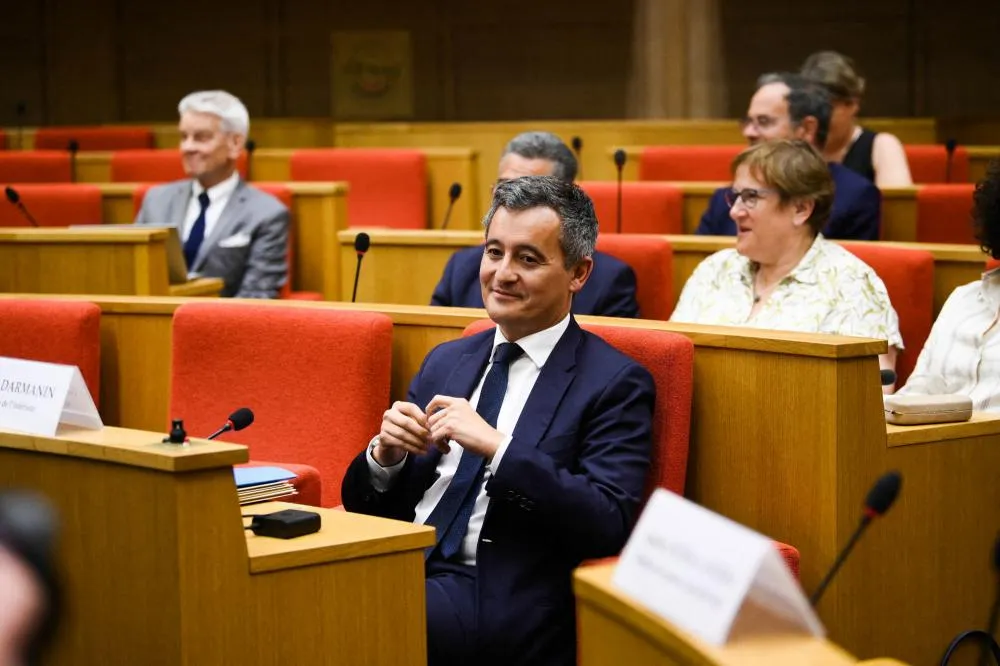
[
  {"left": 508, "top": 319, "right": 581, "bottom": 449},
  {"left": 169, "top": 182, "right": 192, "bottom": 231},
  {"left": 193, "top": 179, "right": 247, "bottom": 272}
]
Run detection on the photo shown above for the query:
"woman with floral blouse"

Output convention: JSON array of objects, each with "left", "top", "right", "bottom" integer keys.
[{"left": 670, "top": 139, "right": 903, "bottom": 384}]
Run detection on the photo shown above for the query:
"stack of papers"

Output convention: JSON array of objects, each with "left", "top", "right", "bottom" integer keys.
[{"left": 233, "top": 466, "right": 298, "bottom": 505}]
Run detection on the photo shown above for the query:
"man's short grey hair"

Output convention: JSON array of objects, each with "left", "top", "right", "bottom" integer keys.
[
  {"left": 755, "top": 72, "right": 831, "bottom": 150},
  {"left": 178, "top": 90, "right": 250, "bottom": 136},
  {"left": 501, "top": 131, "right": 578, "bottom": 183},
  {"left": 483, "top": 175, "right": 597, "bottom": 268}
]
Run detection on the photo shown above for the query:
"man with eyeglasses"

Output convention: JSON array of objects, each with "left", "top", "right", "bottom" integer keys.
[{"left": 695, "top": 73, "right": 881, "bottom": 241}]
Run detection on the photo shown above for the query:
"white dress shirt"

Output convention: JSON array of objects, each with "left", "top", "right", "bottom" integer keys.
[
  {"left": 366, "top": 314, "right": 571, "bottom": 565},
  {"left": 180, "top": 171, "right": 240, "bottom": 242},
  {"left": 898, "top": 269, "right": 1000, "bottom": 411}
]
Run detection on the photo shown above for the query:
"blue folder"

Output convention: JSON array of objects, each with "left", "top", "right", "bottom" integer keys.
[{"left": 233, "top": 466, "right": 296, "bottom": 488}]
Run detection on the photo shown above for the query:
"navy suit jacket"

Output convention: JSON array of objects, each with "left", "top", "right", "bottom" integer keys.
[
  {"left": 430, "top": 245, "right": 640, "bottom": 318},
  {"left": 695, "top": 162, "right": 882, "bottom": 240},
  {"left": 342, "top": 318, "right": 655, "bottom": 666}
]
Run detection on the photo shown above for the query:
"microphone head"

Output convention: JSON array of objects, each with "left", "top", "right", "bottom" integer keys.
[
  {"left": 4, "top": 186, "right": 19, "bottom": 205},
  {"left": 354, "top": 232, "right": 371, "bottom": 255},
  {"left": 571, "top": 136, "right": 583, "bottom": 152},
  {"left": 67, "top": 139, "right": 79, "bottom": 153},
  {"left": 864, "top": 470, "right": 902, "bottom": 517},
  {"left": 945, "top": 138, "right": 957, "bottom": 154},
  {"left": 448, "top": 182, "right": 462, "bottom": 201},
  {"left": 228, "top": 407, "right": 254, "bottom": 431},
  {"left": 614, "top": 149, "right": 627, "bottom": 168},
  {"left": 245, "top": 138, "right": 257, "bottom": 153},
  {"left": 880, "top": 369, "right": 897, "bottom": 386}
]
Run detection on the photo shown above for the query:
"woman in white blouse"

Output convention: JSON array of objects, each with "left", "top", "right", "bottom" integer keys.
[
  {"left": 898, "top": 160, "right": 1000, "bottom": 410},
  {"left": 670, "top": 139, "right": 903, "bottom": 382}
]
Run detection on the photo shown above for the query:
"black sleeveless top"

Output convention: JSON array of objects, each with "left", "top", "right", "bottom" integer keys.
[{"left": 841, "top": 127, "right": 877, "bottom": 183}]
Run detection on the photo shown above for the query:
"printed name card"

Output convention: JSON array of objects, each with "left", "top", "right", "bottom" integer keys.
[
  {"left": 613, "top": 488, "right": 823, "bottom": 646},
  {"left": 0, "top": 357, "right": 103, "bottom": 437}
]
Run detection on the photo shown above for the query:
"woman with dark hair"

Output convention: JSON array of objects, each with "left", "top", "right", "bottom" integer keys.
[
  {"left": 800, "top": 50, "right": 913, "bottom": 187},
  {"left": 899, "top": 160, "right": 1000, "bottom": 412},
  {"left": 898, "top": 159, "right": 1000, "bottom": 408}
]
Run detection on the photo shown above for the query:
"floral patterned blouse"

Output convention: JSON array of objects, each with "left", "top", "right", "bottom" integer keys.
[{"left": 670, "top": 235, "right": 904, "bottom": 349}]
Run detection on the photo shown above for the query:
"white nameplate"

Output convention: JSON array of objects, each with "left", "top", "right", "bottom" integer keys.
[
  {"left": 613, "top": 488, "right": 823, "bottom": 646},
  {"left": 0, "top": 357, "right": 103, "bottom": 437}
]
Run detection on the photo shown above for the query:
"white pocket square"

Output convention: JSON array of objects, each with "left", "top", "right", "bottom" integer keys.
[{"left": 218, "top": 232, "right": 251, "bottom": 248}]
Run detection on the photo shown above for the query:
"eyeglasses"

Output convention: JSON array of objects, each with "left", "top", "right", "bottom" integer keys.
[
  {"left": 739, "top": 115, "right": 781, "bottom": 132},
  {"left": 724, "top": 188, "right": 778, "bottom": 210}
]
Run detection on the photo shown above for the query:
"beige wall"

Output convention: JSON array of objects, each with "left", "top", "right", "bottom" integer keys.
[{"left": 0, "top": 0, "right": 996, "bottom": 126}]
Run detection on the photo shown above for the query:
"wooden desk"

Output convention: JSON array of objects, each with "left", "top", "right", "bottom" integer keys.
[
  {"left": 967, "top": 145, "right": 1000, "bottom": 183},
  {"left": 96, "top": 182, "right": 350, "bottom": 299},
  {"left": 0, "top": 228, "right": 222, "bottom": 296},
  {"left": 334, "top": 229, "right": 987, "bottom": 318},
  {"left": 0, "top": 424, "right": 434, "bottom": 665},
  {"left": 575, "top": 562, "right": 860, "bottom": 665},
  {"left": 4, "top": 293, "right": 998, "bottom": 663},
  {"left": 249, "top": 147, "right": 481, "bottom": 232}
]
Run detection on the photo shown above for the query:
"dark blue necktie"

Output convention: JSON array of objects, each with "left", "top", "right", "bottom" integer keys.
[
  {"left": 425, "top": 342, "right": 524, "bottom": 560},
  {"left": 183, "top": 192, "right": 211, "bottom": 269}
]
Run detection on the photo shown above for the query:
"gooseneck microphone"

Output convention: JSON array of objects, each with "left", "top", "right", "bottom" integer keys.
[
  {"left": 206, "top": 407, "right": 255, "bottom": 441},
  {"left": 571, "top": 136, "right": 583, "bottom": 179},
  {"left": 945, "top": 138, "right": 958, "bottom": 184},
  {"left": 440, "top": 182, "right": 462, "bottom": 230},
  {"left": 245, "top": 138, "right": 257, "bottom": 181},
  {"left": 68, "top": 139, "right": 79, "bottom": 182},
  {"left": 351, "top": 232, "right": 371, "bottom": 303},
  {"left": 809, "top": 470, "right": 902, "bottom": 607},
  {"left": 880, "top": 369, "right": 897, "bottom": 386},
  {"left": 614, "top": 149, "right": 627, "bottom": 234},
  {"left": 5, "top": 187, "right": 39, "bottom": 227}
]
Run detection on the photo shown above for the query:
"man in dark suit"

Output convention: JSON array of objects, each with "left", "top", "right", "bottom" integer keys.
[
  {"left": 431, "top": 131, "right": 640, "bottom": 318},
  {"left": 696, "top": 73, "right": 881, "bottom": 240},
  {"left": 134, "top": 90, "right": 288, "bottom": 298},
  {"left": 342, "top": 176, "right": 655, "bottom": 666}
]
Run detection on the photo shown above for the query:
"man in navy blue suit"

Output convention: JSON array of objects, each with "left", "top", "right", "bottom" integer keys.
[
  {"left": 342, "top": 176, "right": 655, "bottom": 666},
  {"left": 431, "top": 131, "right": 640, "bottom": 318},
  {"left": 697, "top": 73, "right": 881, "bottom": 240}
]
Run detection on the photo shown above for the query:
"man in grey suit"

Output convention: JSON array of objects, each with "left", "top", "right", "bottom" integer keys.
[{"left": 134, "top": 90, "right": 288, "bottom": 298}]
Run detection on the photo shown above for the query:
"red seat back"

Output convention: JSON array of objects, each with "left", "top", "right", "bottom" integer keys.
[
  {"left": 289, "top": 149, "right": 428, "bottom": 229},
  {"left": 905, "top": 145, "right": 970, "bottom": 184},
  {"left": 35, "top": 127, "right": 155, "bottom": 151},
  {"left": 639, "top": 145, "right": 743, "bottom": 182},
  {"left": 0, "top": 152, "right": 72, "bottom": 183},
  {"left": 594, "top": 235, "right": 674, "bottom": 320},
  {"left": 915, "top": 184, "right": 977, "bottom": 245},
  {"left": 0, "top": 299, "right": 101, "bottom": 405},
  {"left": 111, "top": 149, "right": 248, "bottom": 182},
  {"left": 464, "top": 319, "right": 693, "bottom": 497},
  {"left": 169, "top": 303, "right": 393, "bottom": 506},
  {"left": 840, "top": 243, "right": 935, "bottom": 384},
  {"left": 0, "top": 184, "right": 103, "bottom": 227},
  {"left": 579, "top": 181, "right": 683, "bottom": 235}
]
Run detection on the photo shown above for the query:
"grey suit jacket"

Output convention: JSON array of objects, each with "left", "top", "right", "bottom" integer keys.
[{"left": 133, "top": 179, "right": 289, "bottom": 298}]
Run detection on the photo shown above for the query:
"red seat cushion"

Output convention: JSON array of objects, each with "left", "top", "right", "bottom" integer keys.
[
  {"left": 0, "top": 152, "right": 72, "bottom": 183},
  {"left": 579, "top": 181, "right": 683, "bottom": 235},
  {"left": 0, "top": 184, "right": 103, "bottom": 228},
  {"left": 34, "top": 127, "right": 155, "bottom": 151},
  {"left": 915, "top": 184, "right": 977, "bottom": 245},
  {"left": 639, "top": 145, "right": 744, "bottom": 182},
  {"left": 111, "top": 149, "right": 248, "bottom": 182},
  {"left": 595, "top": 235, "right": 674, "bottom": 320},
  {"left": 905, "top": 145, "right": 970, "bottom": 184}
]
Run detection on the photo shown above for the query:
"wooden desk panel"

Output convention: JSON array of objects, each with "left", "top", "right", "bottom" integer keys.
[
  {"left": 96, "top": 182, "right": 349, "bottom": 299},
  {"left": 967, "top": 145, "right": 1000, "bottom": 183},
  {"left": 252, "top": 147, "right": 481, "bottom": 232}
]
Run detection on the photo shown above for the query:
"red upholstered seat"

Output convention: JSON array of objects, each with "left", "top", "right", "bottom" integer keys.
[
  {"left": 169, "top": 303, "right": 393, "bottom": 507},
  {"left": 111, "top": 149, "right": 248, "bottom": 182},
  {"left": 34, "top": 127, "right": 154, "bottom": 151},
  {"left": 289, "top": 148, "right": 428, "bottom": 229},
  {"left": 464, "top": 319, "right": 693, "bottom": 497},
  {"left": 0, "top": 184, "right": 103, "bottom": 228},
  {"left": 578, "top": 181, "right": 683, "bottom": 235},
  {"left": 915, "top": 184, "right": 977, "bottom": 245},
  {"left": 0, "top": 299, "right": 101, "bottom": 406},
  {"left": 905, "top": 145, "right": 970, "bottom": 184},
  {"left": 0, "top": 130, "right": 7, "bottom": 149},
  {"left": 840, "top": 243, "right": 935, "bottom": 385},
  {"left": 0, "top": 151, "right": 72, "bottom": 183},
  {"left": 639, "top": 145, "right": 744, "bottom": 182},
  {"left": 594, "top": 235, "right": 674, "bottom": 320}
]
